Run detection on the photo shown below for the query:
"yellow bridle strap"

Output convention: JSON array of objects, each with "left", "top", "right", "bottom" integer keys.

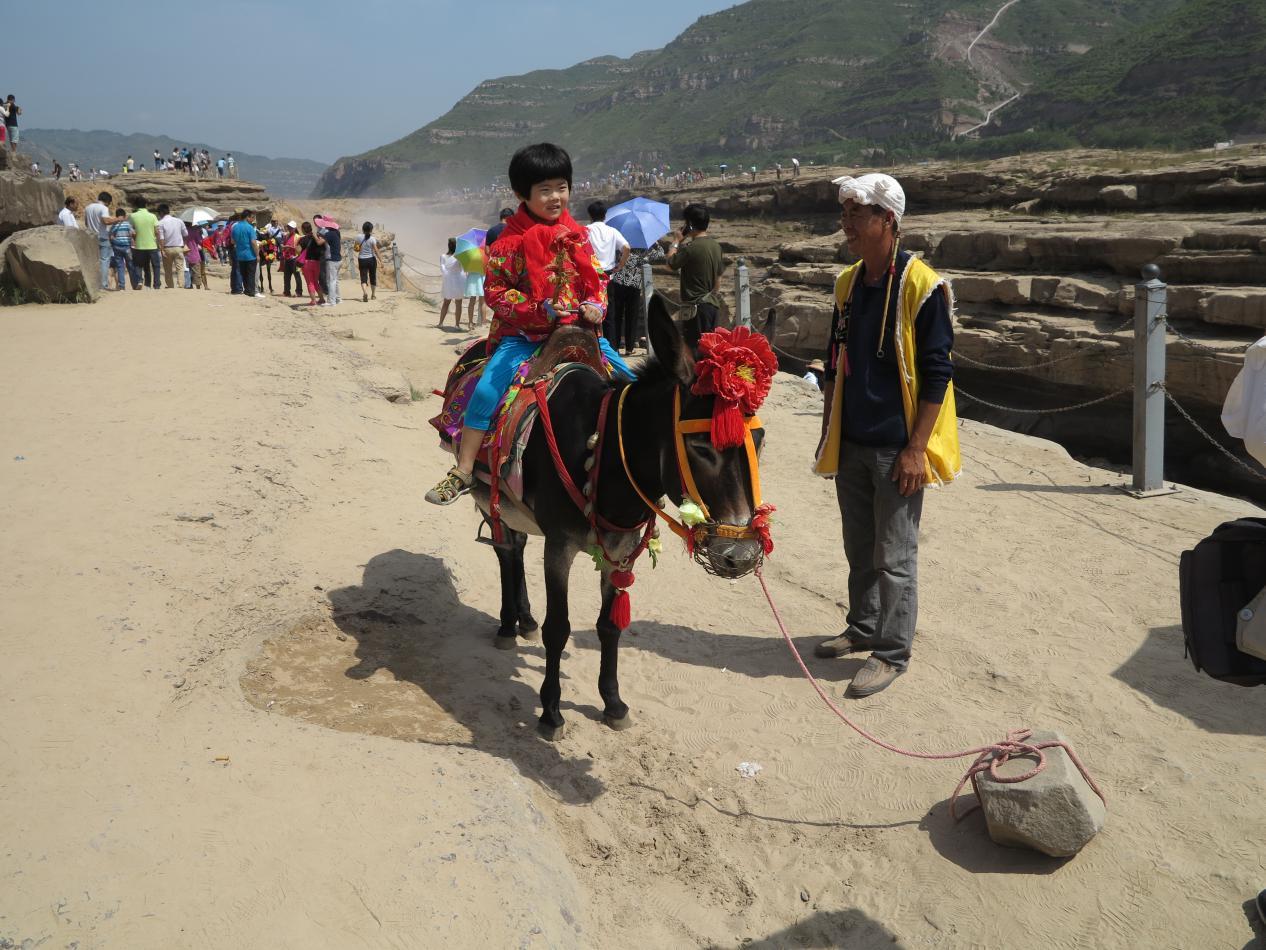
[
  {"left": 672, "top": 391, "right": 763, "bottom": 510},
  {"left": 617, "top": 386, "right": 696, "bottom": 545},
  {"left": 618, "top": 385, "right": 767, "bottom": 548}
]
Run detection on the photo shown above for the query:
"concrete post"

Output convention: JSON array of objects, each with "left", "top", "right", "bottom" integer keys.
[
  {"left": 734, "top": 257, "right": 751, "bottom": 328},
  {"left": 1127, "top": 263, "right": 1175, "bottom": 497},
  {"left": 392, "top": 242, "right": 402, "bottom": 292},
  {"left": 639, "top": 261, "right": 654, "bottom": 350}
]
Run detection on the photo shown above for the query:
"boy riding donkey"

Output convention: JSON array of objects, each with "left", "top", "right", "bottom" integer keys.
[{"left": 426, "top": 143, "right": 635, "bottom": 505}]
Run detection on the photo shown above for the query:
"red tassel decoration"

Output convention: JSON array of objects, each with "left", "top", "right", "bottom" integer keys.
[
  {"left": 711, "top": 400, "right": 746, "bottom": 449},
  {"left": 609, "top": 589, "right": 631, "bottom": 630},
  {"left": 609, "top": 569, "right": 635, "bottom": 590}
]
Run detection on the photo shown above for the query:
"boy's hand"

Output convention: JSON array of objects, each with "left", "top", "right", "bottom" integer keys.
[{"left": 580, "top": 304, "right": 602, "bottom": 325}]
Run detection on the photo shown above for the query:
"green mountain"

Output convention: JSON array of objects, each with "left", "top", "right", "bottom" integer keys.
[
  {"left": 314, "top": 0, "right": 1202, "bottom": 197},
  {"left": 985, "top": 0, "right": 1266, "bottom": 151},
  {"left": 24, "top": 129, "right": 327, "bottom": 198}
]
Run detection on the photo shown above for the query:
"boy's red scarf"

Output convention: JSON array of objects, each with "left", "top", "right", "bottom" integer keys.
[{"left": 500, "top": 204, "right": 601, "bottom": 309}]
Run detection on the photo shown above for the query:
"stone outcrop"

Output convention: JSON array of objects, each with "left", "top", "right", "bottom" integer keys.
[
  {"left": 0, "top": 225, "right": 101, "bottom": 303},
  {"left": 661, "top": 149, "right": 1266, "bottom": 220},
  {"left": 0, "top": 166, "right": 65, "bottom": 240},
  {"left": 99, "top": 173, "right": 272, "bottom": 215}
]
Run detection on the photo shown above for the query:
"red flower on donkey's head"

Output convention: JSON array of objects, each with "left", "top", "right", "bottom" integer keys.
[{"left": 690, "top": 327, "right": 779, "bottom": 448}]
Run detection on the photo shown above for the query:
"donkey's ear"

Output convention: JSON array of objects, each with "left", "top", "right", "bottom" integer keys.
[{"left": 647, "top": 293, "right": 696, "bottom": 386}]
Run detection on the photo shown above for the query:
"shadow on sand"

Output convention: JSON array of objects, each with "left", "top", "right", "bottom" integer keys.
[
  {"left": 1113, "top": 625, "right": 1266, "bottom": 736},
  {"left": 328, "top": 548, "right": 607, "bottom": 804},
  {"left": 572, "top": 618, "right": 865, "bottom": 685},
  {"left": 705, "top": 908, "right": 903, "bottom": 949},
  {"left": 918, "top": 796, "right": 1070, "bottom": 875}
]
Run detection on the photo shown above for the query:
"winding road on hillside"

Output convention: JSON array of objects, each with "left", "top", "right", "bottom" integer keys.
[{"left": 959, "top": 0, "right": 1024, "bottom": 137}]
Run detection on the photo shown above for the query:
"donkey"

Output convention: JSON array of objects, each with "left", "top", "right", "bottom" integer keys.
[{"left": 469, "top": 295, "right": 772, "bottom": 739}]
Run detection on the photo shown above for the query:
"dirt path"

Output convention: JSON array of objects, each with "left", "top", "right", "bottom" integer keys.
[{"left": 3, "top": 284, "right": 1265, "bottom": 948}]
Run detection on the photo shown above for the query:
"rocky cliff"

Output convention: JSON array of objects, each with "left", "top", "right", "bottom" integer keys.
[{"left": 315, "top": 0, "right": 1206, "bottom": 197}]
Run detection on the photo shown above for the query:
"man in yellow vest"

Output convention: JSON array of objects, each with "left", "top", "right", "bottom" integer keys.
[{"left": 812, "top": 173, "right": 960, "bottom": 698}]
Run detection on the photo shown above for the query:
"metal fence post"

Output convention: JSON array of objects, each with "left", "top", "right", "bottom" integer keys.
[
  {"left": 639, "top": 261, "right": 654, "bottom": 350},
  {"left": 734, "top": 257, "right": 751, "bottom": 328},
  {"left": 392, "top": 241, "right": 402, "bottom": 292},
  {"left": 1127, "top": 263, "right": 1176, "bottom": 497}
]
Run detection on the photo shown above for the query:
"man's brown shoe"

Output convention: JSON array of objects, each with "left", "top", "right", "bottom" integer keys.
[
  {"left": 845, "top": 656, "right": 903, "bottom": 698},
  {"left": 814, "top": 633, "right": 869, "bottom": 659}
]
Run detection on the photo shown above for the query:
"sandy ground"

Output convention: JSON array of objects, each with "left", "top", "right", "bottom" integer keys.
[{"left": 3, "top": 275, "right": 1266, "bottom": 949}]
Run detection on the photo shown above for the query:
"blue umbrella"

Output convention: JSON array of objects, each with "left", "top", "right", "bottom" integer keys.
[{"left": 604, "top": 196, "right": 671, "bottom": 249}]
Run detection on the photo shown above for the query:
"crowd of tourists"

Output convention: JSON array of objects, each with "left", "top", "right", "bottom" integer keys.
[
  {"left": 112, "top": 148, "right": 238, "bottom": 178},
  {"left": 56, "top": 193, "right": 383, "bottom": 305}
]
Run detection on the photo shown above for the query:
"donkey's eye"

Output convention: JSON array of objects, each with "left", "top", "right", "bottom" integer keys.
[{"left": 692, "top": 442, "right": 719, "bottom": 464}]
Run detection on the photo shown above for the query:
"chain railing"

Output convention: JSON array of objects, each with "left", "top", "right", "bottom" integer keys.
[
  {"left": 1165, "top": 319, "right": 1242, "bottom": 358},
  {"left": 1160, "top": 384, "right": 1266, "bottom": 482},
  {"left": 953, "top": 313, "right": 1135, "bottom": 373},
  {"left": 955, "top": 384, "right": 1132, "bottom": 415}
]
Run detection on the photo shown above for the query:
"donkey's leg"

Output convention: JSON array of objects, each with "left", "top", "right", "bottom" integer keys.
[
  {"left": 513, "top": 532, "right": 539, "bottom": 639},
  {"left": 538, "top": 536, "right": 577, "bottom": 741},
  {"left": 493, "top": 531, "right": 525, "bottom": 650},
  {"left": 596, "top": 576, "right": 632, "bottom": 730}
]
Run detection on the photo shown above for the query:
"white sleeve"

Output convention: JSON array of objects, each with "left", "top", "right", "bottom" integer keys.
[{"left": 1223, "top": 337, "right": 1266, "bottom": 466}]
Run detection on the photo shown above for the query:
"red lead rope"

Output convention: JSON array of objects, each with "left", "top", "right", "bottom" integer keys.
[{"left": 754, "top": 567, "right": 1105, "bottom": 820}]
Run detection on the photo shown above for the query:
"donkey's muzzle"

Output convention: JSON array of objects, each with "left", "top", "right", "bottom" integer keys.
[{"left": 702, "top": 535, "right": 763, "bottom": 579}]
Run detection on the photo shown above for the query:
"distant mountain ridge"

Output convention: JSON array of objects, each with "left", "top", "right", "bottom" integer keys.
[
  {"left": 311, "top": 0, "right": 1260, "bottom": 198},
  {"left": 24, "top": 129, "right": 327, "bottom": 198}
]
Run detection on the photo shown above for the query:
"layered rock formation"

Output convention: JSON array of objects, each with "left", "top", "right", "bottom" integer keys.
[
  {"left": 645, "top": 148, "right": 1266, "bottom": 499},
  {"left": 0, "top": 146, "right": 65, "bottom": 241},
  {"left": 64, "top": 172, "right": 273, "bottom": 215}
]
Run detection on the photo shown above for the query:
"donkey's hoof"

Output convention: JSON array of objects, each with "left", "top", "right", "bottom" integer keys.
[
  {"left": 518, "top": 621, "right": 540, "bottom": 642},
  {"left": 537, "top": 720, "right": 566, "bottom": 741},
  {"left": 494, "top": 634, "right": 518, "bottom": 651},
  {"left": 603, "top": 712, "right": 634, "bottom": 732}
]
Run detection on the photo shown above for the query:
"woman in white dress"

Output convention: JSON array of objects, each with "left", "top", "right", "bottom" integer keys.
[{"left": 439, "top": 237, "right": 468, "bottom": 328}]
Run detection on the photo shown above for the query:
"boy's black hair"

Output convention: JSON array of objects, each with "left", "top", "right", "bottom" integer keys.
[
  {"left": 447, "top": 237, "right": 457, "bottom": 254},
  {"left": 97, "top": 191, "right": 111, "bottom": 203},
  {"left": 587, "top": 201, "right": 606, "bottom": 222},
  {"left": 508, "top": 143, "right": 572, "bottom": 199},
  {"left": 134, "top": 196, "right": 148, "bottom": 208},
  {"left": 683, "top": 203, "right": 710, "bottom": 232},
  {"left": 157, "top": 203, "right": 170, "bottom": 216},
  {"left": 64, "top": 197, "right": 76, "bottom": 208},
  {"left": 498, "top": 207, "right": 514, "bottom": 220}
]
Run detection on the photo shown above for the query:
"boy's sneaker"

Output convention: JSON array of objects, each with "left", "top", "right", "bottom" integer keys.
[{"left": 425, "top": 467, "right": 474, "bottom": 506}]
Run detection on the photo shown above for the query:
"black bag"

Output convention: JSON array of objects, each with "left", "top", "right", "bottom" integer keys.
[{"left": 1179, "top": 517, "right": 1266, "bottom": 686}]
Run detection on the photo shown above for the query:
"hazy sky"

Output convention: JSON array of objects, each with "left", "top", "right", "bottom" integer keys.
[{"left": 9, "top": 0, "right": 731, "bottom": 165}]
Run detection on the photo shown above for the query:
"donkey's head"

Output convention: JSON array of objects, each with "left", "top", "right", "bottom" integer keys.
[{"left": 643, "top": 294, "right": 775, "bottom": 579}]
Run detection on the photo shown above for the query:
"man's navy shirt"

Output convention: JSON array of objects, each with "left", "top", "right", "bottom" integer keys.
[{"left": 825, "top": 251, "right": 953, "bottom": 448}]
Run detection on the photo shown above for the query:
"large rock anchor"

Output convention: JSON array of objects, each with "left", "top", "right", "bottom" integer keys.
[{"left": 974, "top": 729, "right": 1107, "bottom": 857}]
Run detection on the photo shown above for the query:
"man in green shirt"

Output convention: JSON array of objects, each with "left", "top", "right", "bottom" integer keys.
[
  {"left": 129, "top": 197, "right": 161, "bottom": 289},
  {"left": 666, "top": 203, "right": 725, "bottom": 347}
]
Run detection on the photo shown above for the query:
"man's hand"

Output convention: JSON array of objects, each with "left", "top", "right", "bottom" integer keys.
[
  {"left": 580, "top": 303, "right": 602, "bottom": 325},
  {"left": 891, "top": 444, "right": 926, "bottom": 497}
]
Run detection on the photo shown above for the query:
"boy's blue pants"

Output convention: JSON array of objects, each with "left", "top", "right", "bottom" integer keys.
[{"left": 465, "top": 334, "right": 634, "bottom": 431}]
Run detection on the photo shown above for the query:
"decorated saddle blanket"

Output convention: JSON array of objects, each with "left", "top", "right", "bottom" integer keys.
[{"left": 428, "top": 333, "right": 607, "bottom": 503}]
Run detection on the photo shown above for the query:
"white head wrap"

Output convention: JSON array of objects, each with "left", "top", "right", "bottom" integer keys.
[{"left": 832, "top": 173, "right": 906, "bottom": 223}]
